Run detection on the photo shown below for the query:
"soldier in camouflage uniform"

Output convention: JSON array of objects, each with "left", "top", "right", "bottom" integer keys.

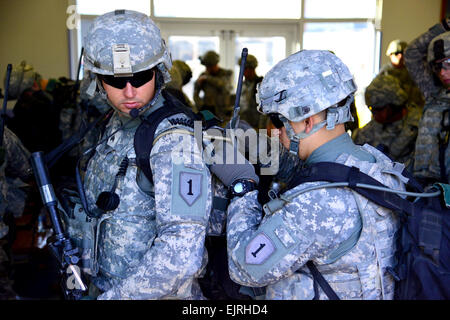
[
  {"left": 193, "top": 51, "right": 233, "bottom": 122},
  {"left": 211, "top": 50, "right": 404, "bottom": 299},
  {"left": 404, "top": 18, "right": 450, "bottom": 184},
  {"left": 379, "top": 40, "right": 425, "bottom": 110},
  {"left": 166, "top": 60, "right": 195, "bottom": 110},
  {"left": 352, "top": 74, "right": 421, "bottom": 166},
  {"left": 77, "top": 10, "right": 212, "bottom": 300},
  {"left": 0, "top": 127, "right": 32, "bottom": 299},
  {"left": 238, "top": 54, "right": 267, "bottom": 130}
]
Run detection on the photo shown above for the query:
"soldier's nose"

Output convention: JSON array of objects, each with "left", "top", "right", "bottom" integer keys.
[{"left": 123, "top": 82, "right": 137, "bottom": 98}]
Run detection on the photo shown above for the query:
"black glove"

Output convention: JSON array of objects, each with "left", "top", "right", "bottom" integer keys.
[{"left": 206, "top": 138, "right": 259, "bottom": 187}]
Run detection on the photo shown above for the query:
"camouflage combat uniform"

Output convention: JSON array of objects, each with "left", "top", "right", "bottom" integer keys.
[
  {"left": 404, "top": 21, "right": 450, "bottom": 182},
  {"left": 79, "top": 10, "right": 213, "bottom": 300},
  {"left": 353, "top": 74, "right": 421, "bottom": 165},
  {"left": 194, "top": 51, "right": 233, "bottom": 121},
  {"left": 227, "top": 140, "right": 402, "bottom": 299},
  {"left": 1, "top": 127, "right": 31, "bottom": 219},
  {"left": 224, "top": 50, "right": 402, "bottom": 300},
  {"left": 0, "top": 127, "right": 31, "bottom": 300},
  {"left": 238, "top": 54, "right": 266, "bottom": 129},
  {"left": 240, "top": 75, "right": 265, "bottom": 129},
  {"left": 379, "top": 65, "right": 425, "bottom": 110},
  {"left": 84, "top": 93, "right": 212, "bottom": 300}
]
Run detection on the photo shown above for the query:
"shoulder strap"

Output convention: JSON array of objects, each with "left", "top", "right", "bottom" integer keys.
[
  {"left": 288, "top": 162, "right": 419, "bottom": 216},
  {"left": 134, "top": 90, "right": 197, "bottom": 185},
  {"left": 306, "top": 261, "right": 340, "bottom": 300}
]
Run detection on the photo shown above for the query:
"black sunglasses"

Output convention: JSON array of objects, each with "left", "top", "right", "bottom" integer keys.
[
  {"left": 431, "top": 58, "right": 450, "bottom": 74},
  {"left": 269, "top": 113, "right": 284, "bottom": 129},
  {"left": 99, "top": 68, "right": 155, "bottom": 89}
]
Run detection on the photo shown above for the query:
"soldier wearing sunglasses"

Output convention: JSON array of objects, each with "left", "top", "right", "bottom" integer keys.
[
  {"left": 78, "top": 10, "right": 213, "bottom": 300},
  {"left": 404, "top": 18, "right": 450, "bottom": 185}
]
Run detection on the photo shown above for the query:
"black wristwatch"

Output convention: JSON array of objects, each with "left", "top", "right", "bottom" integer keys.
[{"left": 230, "top": 179, "right": 257, "bottom": 197}]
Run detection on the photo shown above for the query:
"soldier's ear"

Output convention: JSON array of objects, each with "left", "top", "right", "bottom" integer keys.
[{"left": 304, "top": 116, "right": 315, "bottom": 134}]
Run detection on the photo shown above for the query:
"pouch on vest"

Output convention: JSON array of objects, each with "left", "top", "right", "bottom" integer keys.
[{"left": 58, "top": 189, "right": 98, "bottom": 277}]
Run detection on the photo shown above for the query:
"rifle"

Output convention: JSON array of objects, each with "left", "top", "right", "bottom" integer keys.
[
  {"left": 0, "top": 64, "right": 12, "bottom": 147},
  {"left": 72, "top": 47, "right": 84, "bottom": 102},
  {"left": 30, "top": 151, "right": 87, "bottom": 300},
  {"left": 229, "top": 48, "right": 248, "bottom": 131}
]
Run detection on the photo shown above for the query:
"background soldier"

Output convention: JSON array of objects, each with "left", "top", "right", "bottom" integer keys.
[
  {"left": 380, "top": 39, "right": 425, "bottom": 110},
  {"left": 211, "top": 50, "right": 403, "bottom": 299},
  {"left": 404, "top": 18, "right": 450, "bottom": 184},
  {"left": 166, "top": 60, "right": 195, "bottom": 110},
  {"left": 193, "top": 51, "right": 233, "bottom": 122},
  {"left": 352, "top": 74, "right": 421, "bottom": 167},
  {"left": 0, "top": 127, "right": 32, "bottom": 300},
  {"left": 237, "top": 54, "right": 266, "bottom": 130}
]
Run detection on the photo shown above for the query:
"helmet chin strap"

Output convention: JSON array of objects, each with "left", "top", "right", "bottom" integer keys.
[
  {"left": 282, "top": 95, "right": 354, "bottom": 155},
  {"left": 284, "top": 120, "right": 326, "bottom": 155}
]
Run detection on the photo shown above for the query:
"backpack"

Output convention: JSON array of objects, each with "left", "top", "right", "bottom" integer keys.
[
  {"left": 133, "top": 90, "right": 255, "bottom": 300},
  {"left": 286, "top": 161, "right": 450, "bottom": 300}
]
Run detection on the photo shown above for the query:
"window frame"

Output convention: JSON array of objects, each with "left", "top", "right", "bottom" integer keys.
[{"left": 67, "top": 0, "right": 382, "bottom": 127}]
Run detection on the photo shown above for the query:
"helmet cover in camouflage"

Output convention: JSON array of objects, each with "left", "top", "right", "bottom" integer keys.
[
  {"left": 199, "top": 51, "right": 219, "bottom": 66},
  {"left": 172, "top": 60, "right": 192, "bottom": 85},
  {"left": 238, "top": 54, "right": 258, "bottom": 69},
  {"left": 385, "top": 39, "right": 408, "bottom": 56},
  {"left": 427, "top": 31, "right": 450, "bottom": 63},
  {"left": 365, "top": 74, "right": 408, "bottom": 108},
  {"left": 257, "top": 50, "right": 357, "bottom": 122},
  {"left": 83, "top": 10, "right": 172, "bottom": 83}
]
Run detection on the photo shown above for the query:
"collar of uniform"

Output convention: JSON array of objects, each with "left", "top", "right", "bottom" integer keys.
[
  {"left": 112, "top": 93, "right": 166, "bottom": 130},
  {"left": 306, "top": 132, "right": 375, "bottom": 165}
]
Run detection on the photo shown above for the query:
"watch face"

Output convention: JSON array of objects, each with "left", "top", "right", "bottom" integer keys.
[{"left": 234, "top": 182, "right": 244, "bottom": 193}]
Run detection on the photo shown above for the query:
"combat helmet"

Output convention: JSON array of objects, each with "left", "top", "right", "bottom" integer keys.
[
  {"left": 427, "top": 31, "right": 450, "bottom": 64},
  {"left": 365, "top": 74, "right": 408, "bottom": 108},
  {"left": 257, "top": 50, "right": 356, "bottom": 154},
  {"left": 238, "top": 54, "right": 258, "bottom": 69},
  {"left": 172, "top": 60, "right": 192, "bottom": 85},
  {"left": 200, "top": 51, "right": 219, "bottom": 67},
  {"left": 386, "top": 39, "right": 408, "bottom": 56},
  {"left": 83, "top": 10, "right": 172, "bottom": 116}
]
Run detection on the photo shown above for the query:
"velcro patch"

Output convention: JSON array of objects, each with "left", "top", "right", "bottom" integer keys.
[
  {"left": 274, "top": 225, "right": 296, "bottom": 248},
  {"left": 171, "top": 163, "right": 208, "bottom": 218},
  {"left": 179, "top": 172, "right": 203, "bottom": 206},
  {"left": 245, "top": 233, "right": 275, "bottom": 265}
]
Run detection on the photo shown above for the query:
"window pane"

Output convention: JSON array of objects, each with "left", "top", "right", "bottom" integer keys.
[
  {"left": 154, "top": 0, "right": 301, "bottom": 19},
  {"left": 76, "top": 0, "right": 150, "bottom": 15},
  {"left": 234, "top": 37, "right": 286, "bottom": 88},
  {"left": 303, "top": 22, "right": 375, "bottom": 127},
  {"left": 168, "top": 36, "right": 220, "bottom": 101},
  {"left": 304, "top": 0, "right": 376, "bottom": 18}
]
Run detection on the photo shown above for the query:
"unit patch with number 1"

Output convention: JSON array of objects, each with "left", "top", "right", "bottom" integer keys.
[{"left": 171, "top": 163, "right": 208, "bottom": 218}]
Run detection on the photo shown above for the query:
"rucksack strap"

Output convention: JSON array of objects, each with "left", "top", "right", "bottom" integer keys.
[
  {"left": 134, "top": 90, "right": 198, "bottom": 185},
  {"left": 306, "top": 261, "right": 340, "bottom": 300},
  {"left": 288, "top": 162, "right": 418, "bottom": 217}
]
